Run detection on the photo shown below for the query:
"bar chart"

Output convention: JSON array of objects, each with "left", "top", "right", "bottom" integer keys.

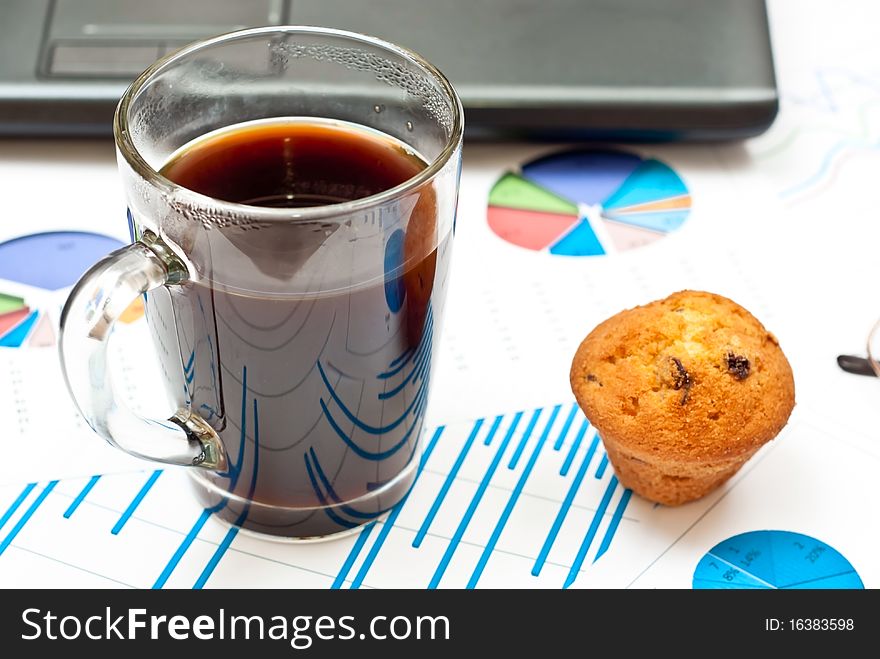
[{"left": 0, "top": 404, "right": 653, "bottom": 589}]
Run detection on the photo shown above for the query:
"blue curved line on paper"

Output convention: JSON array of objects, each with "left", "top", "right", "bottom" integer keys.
[
  {"left": 778, "top": 139, "right": 870, "bottom": 199},
  {"left": 317, "top": 360, "right": 423, "bottom": 435},
  {"left": 413, "top": 332, "right": 433, "bottom": 369},
  {"left": 378, "top": 335, "right": 432, "bottom": 400},
  {"left": 377, "top": 352, "right": 416, "bottom": 380},
  {"left": 318, "top": 387, "right": 426, "bottom": 461},
  {"left": 306, "top": 448, "right": 396, "bottom": 520},
  {"left": 303, "top": 454, "right": 359, "bottom": 530},
  {"left": 388, "top": 346, "right": 414, "bottom": 369},
  {"left": 376, "top": 310, "right": 434, "bottom": 379},
  {"left": 378, "top": 364, "right": 421, "bottom": 400},
  {"left": 411, "top": 348, "right": 432, "bottom": 390},
  {"left": 374, "top": 397, "right": 429, "bottom": 480},
  {"left": 414, "top": 346, "right": 431, "bottom": 381}
]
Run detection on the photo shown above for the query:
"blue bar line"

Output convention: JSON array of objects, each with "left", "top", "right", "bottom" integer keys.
[
  {"left": 594, "top": 453, "right": 609, "bottom": 479},
  {"left": 420, "top": 425, "right": 445, "bottom": 471},
  {"left": 553, "top": 403, "right": 579, "bottom": 451},
  {"left": 513, "top": 404, "right": 561, "bottom": 470},
  {"left": 507, "top": 408, "right": 543, "bottom": 470},
  {"left": 483, "top": 414, "right": 504, "bottom": 446},
  {"left": 563, "top": 476, "right": 619, "bottom": 589},
  {"left": 193, "top": 526, "right": 240, "bottom": 589},
  {"left": 0, "top": 483, "right": 37, "bottom": 532},
  {"left": 413, "top": 418, "right": 485, "bottom": 548},
  {"left": 63, "top": 475, "right": 101, "bottom": 519},
  {"left": 350, "top": 506, "right": 404, "bottom": 589},
  {"left": 348, "top": 425, "right": 445, "bottom": 589},
  {"left": 331, "top": 523, "right": 376, "bottom": 589},
  {"left": 593, "top": 489, "right": 633, "bottom": 562},
  {"left": 152, "top": 509, "right": 213, "bottom": 589},
  {"left": 560, "top": 420, "right": 590, "bottom": 476},
  {"left": 428, "top": 411, "right": 523, "bottom": 589},
  {"left": 532, "top": 431, "right": 601, "bottom": 576},
  {"left": 111, "top": 470, "right": 162, "bottom": 535},
  {"left": 0, "top": 481, "right": 58, "bottom": 556},
  {"left": 467, "top": 416, "right": 552, "bottom": 589}
]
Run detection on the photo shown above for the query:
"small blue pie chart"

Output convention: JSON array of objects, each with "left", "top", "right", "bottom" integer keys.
[{"left": 693, "top": 530, "right": 863, "bottom": 589}]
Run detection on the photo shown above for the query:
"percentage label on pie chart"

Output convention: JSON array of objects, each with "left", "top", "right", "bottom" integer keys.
[
  {"left": 487, "top": 149, "right": 691, "bottom": 256},
  {"left": 693, "top": 530, "right": 864, "bottom": 589}
]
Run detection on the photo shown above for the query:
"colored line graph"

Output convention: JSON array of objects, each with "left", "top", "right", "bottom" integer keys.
[
  {"left": 748, "top": 67, "right": 880, "bottom": 205},
  {"left": 0, "top": 405, "right": 639, "bottom": 589}
]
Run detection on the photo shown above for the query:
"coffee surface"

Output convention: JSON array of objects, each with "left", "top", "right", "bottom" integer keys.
[{"left": 161, "top": 118, "right": 425, "bottom": 208}]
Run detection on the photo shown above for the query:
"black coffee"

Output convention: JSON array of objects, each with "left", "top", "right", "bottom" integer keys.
[
  {"left": 161, "top": 118, "right": 427, "bottom": 208},
  {"left": 146, "top": 119, "right": 449, "bottom": 537}
]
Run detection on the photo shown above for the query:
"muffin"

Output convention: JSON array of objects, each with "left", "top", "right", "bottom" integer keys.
[{"left": 570, "top": 290, "right": 795, "bottom": 506}]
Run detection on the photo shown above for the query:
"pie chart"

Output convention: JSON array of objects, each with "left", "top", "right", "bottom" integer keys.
[
  {"left": 0, "top": 231, "right": 142, "bottom": 349},
  {"left": 487, "top": 149, "right": 691, "bottom": 256},
  {"left": 692, "top": 530, "right": 864, "bottom": 589}
]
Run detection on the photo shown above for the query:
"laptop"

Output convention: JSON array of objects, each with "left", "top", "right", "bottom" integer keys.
[{"left": 0, "top": 0, "right": 777, "bottom": 140}]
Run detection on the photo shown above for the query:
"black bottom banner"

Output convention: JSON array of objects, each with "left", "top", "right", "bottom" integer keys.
[{"left": 0, "top": 589, "right": 874, "bottom": 655}]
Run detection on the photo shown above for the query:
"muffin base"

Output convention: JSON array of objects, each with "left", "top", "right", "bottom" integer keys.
[{"left": 601, "top": 433, "right": 760, "bottom": 506}]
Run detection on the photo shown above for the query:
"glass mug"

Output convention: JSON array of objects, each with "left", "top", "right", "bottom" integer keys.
[
  {"left": 869, "top": 319, "right": 880, "bottom": 377},
  {"left": 59, "top": 27, "right": 463, "bottom": 540}
]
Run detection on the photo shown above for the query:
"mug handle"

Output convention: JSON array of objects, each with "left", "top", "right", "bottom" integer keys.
[
  {"left": 868, "top": 318, "right": 880, "bottom": 378},
  {"left": 59, "top": 232, "right": 226, "bottom": 470}
]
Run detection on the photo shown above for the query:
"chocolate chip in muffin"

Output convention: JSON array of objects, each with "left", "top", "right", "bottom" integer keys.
[
  {"left": 726, "top": 352, "right": 751, "bottom": 381},
  {"left": 669, "top": 357, "right": 692, "bottom": 405}
]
